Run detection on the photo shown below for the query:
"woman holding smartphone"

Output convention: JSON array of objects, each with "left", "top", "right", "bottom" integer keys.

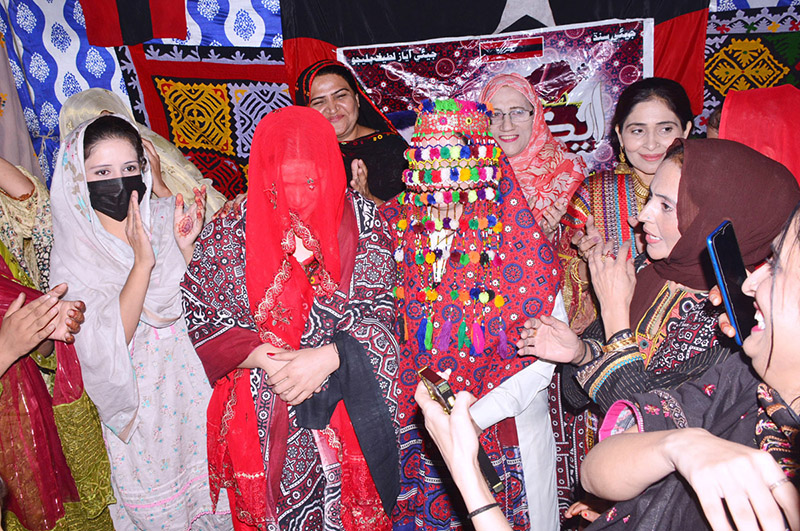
[
  {"left": 418, "top": 197, "right": 800, "bottom": 528},
  {"left": 519, "top": 139, "right": 799, "bottom": 410}
]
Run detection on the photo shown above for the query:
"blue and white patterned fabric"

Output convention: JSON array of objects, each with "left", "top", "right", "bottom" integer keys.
[
  {"left": 160, "top": 0, "right": 282, "bottom": 48},
  {"left": 0, "top": 0, "right": 121, "bottom": 182},
  {"left": 0, "top": 0, "right": 281, "bottom": 183},
  {"left": 710, "top": 0, "right": 800, "bottom": 11}
]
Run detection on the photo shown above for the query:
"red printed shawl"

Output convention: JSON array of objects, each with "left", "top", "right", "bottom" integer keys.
[{"left": 381, "top": 157, "right": 561, "bottom": 530}]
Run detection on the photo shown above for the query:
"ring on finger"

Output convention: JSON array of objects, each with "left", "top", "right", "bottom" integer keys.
[{"left": 768, "top": 477, "right": 790, "bottom": 491}]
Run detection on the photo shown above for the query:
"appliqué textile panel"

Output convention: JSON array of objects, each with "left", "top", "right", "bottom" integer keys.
[
  {"left": 700, "top": 6, "right": 800, "bottom": 132},
  {"left": 123, "top": 43, "right": 291, "bottom": 198},
  {"left": 338, "top": 20, "right": 653, "bottom": 173}
]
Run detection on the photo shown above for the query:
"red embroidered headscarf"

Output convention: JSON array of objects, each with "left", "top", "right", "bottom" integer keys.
[
  {"left": 245, "top": 106, "right": 346, "bottom": 349},
  {"left": 480, "top": 73, "right": 587, "bottom": 219}
]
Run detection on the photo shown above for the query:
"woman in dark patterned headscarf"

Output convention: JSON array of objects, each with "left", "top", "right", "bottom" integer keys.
[{"left": 295, "top": 60, "right": 408, "bottom": 204}]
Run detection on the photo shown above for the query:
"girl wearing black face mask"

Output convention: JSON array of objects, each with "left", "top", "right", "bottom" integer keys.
[{"left": 49, "top": 115, "right": 236, "bottom": 529}]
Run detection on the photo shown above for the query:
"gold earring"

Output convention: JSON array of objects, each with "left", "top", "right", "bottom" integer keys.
[{"left": 615, "top": 150, "right": 633, "bottom": 175}]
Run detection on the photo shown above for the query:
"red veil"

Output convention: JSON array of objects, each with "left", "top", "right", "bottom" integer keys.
[
  {"left": 206, "top": 107, "right": 356, "bottom": 529},
  {"left": 245, "top": 106, "right": 345, "bottom": 347}
]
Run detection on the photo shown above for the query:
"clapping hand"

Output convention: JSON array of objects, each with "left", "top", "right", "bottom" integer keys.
[
  {"left": 0, "top": 283, "right": 86, "bottom": 365},
  {"left": 350, "top": 159, "right": 381, "bottom": 204},
  {"left": 125, "top": 191, "right": 155, "bottom": 270}
]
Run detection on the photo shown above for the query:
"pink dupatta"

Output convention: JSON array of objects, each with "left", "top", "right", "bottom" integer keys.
[{"left": 480, "top": 73, "right": 587, "bottom": 219}]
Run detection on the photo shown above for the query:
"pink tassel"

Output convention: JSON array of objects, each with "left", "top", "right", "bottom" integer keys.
[
  {"left": 435, "top": 320, "right": 453, "bottom": 351},
  {"left": 472, "top": 321, "right": 485, "bottom": 353}
]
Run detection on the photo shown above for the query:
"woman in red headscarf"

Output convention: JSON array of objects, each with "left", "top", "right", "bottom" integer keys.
[
  {"left": 480, "top": 73, "right": 587, "bottom": 241},
  {"left": 181, "top": 106, "right": 400, "bottom": 530}
]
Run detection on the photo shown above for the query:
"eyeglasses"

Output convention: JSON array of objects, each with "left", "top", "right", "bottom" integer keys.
[{"left": 488, "top": 109, "right": 534, "bottom": 125}]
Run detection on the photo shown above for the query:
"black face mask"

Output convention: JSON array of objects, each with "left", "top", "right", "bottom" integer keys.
[{"left": 87, "top": 175, "right": 147, "bottom": 222}]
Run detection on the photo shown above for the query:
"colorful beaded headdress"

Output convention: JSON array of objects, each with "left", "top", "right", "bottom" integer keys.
[
  {"left": 394, "top": 98, "right": 512, "bottom": 358},
  {"left": 402, "top": 99, "right": 502, "bottom": 205}
]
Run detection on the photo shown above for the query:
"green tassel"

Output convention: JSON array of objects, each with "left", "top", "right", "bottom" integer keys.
[
  {"left": 425, "top": 318, "right": 434, "bottom": 351},
  {"left": 457, "top": 320, "right": 468, "bottom": 349}
]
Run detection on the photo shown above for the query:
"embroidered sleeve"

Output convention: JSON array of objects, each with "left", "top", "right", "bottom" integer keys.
[
  {"left": 0, "top": 166, "right": 39, "bottom": 234},
  {"left": 574, "top": 328, "right": 648, "bottom": 412},
  {"left": 0, "top": 167, "right": 52, "bottom": 288},
  {"left": 560, "top": 323, "right": 604, "bottom": 409},
  {"left": 181, "top": 208, "right": 257, "bottom": 346}
]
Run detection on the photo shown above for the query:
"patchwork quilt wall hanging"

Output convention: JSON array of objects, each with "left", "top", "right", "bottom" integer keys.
[
  {"left": 118, "top": 43, "right": 290, "bottom": 198},
  {"left": 0, "top": 0, "right": 282, "bottom": 185}
]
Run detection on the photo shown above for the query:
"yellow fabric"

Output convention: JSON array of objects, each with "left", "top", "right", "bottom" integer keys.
[
  {"left": 3, "top": 393, "right": 117, "bottom": 531},
  {"left": 52, "top": 391, "right": 116, "bottom": 522},
  {"left": 58, "top": 88, "right": 227, "bottom": 217},
  {"left": 4, "top": 503, "right": 114, "bottom": 531},
  {"left": 705, "top": 38, "right": 790, "bottom": 95},
  {"left": 155, "top": 78, "right": 235, "bottom": 155},
  {"left": 0, "top": 166, "right": 50, "bottom": 289}
]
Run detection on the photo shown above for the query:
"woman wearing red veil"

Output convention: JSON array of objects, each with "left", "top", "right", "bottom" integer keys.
[{"left": 181, "top": 106, "right": 400, "bottom": 530}]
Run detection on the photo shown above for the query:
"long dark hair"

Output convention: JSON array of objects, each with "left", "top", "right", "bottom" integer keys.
[
  {"left": 83, "top": 115, "right": 146, "bottom": 169},
  {"left": 611, "top": 77, "right": 693, "bottom": 152}
]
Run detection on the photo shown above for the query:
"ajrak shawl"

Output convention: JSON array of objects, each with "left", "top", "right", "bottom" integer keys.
[{"left": 182, "top": 107, "right": 399, "bottom": 530}]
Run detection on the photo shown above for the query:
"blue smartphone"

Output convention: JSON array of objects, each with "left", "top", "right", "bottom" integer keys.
[{"left": 706, "top": 221, "right": 756, "bottom": 346}]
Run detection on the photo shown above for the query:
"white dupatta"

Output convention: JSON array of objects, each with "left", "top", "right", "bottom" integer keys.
[{"left": 50, "top": 115, "right": 187, "bottom": 441}]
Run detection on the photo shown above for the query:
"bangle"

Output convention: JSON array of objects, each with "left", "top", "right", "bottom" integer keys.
[
  {"left": 568, "top": 259, "right": 589, "bottom": 288},
  {"left": 467, "top": 502, "right": 500, "bottom": 519},
  {"left": 576, "top": 341, "right": 594, "bottom": 366}
]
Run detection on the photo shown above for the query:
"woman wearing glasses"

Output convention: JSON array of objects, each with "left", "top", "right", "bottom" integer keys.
[
  {"left": 482, "top": 75, "right": 694, "bottom": 522},
  {"left": 480, "top": 73, "right": 588, "bottom": 242}
]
